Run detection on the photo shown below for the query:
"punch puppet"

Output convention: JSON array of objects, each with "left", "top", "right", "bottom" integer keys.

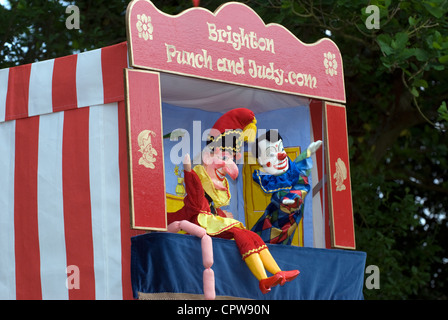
[
  {"left": 251, "top": 129, "right": 322, "bottom": 245},
  {"left": 167, "top": 108, "right": 299, "bottom": 294}
]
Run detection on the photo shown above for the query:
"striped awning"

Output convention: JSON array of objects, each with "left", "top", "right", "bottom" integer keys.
[{"left": 0, "top": 42, "right": 138, "bottom": 300}]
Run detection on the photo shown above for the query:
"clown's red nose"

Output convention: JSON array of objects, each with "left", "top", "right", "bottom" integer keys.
[{"left": 277, "top": 152, "right": 287, "bottom": 160}]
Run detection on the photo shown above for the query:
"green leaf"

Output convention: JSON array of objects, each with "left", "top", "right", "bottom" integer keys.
[
  {"left": 412, "top": 48, "right": 429, "bottom": 62},
  {"left": 391, "top": 39, "right": 397, "bottom": 49},
  {"left": 433, "top": 41, "right": 442, "bottom": 49},
  {"left": 398, "top": 49, "right": 415, "bottom": 60},
  {"left": 438, "top": 101, "right": 448, "bottom": 121},
  {"left": 394, "top": 32, "right": 409, "bottom": 49},
  {"left": 377, "top": 34, "right": 393, "bottom": 55},
  {"left": 411, "top": 86, "right": 420, "bottom": 97},
  {"left": 438, "top": 55, "right": 448, "bottom": 64},
  {"left": 413, "top": 78, "right": 428, "bottom": 88},
  {"left": 422, "top": 2, "right": 445, "bottom": 18}
]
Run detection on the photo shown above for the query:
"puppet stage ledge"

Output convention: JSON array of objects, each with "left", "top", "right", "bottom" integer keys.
[{"left": 131, "top": 232, "right": 366, "bottom": 300}]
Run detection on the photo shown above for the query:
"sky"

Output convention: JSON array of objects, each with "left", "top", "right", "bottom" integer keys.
[{"left": 0, "top": 0, "right": 10, "bottom": 9}]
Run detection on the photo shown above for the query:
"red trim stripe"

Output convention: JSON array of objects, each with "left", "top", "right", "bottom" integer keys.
[
  {"left": 52, "top": 54, "right": 78, "bottom": 112},
  {"left": 62, "top": 107, "right": 96, "bottom": 299},
  {"left": 101, "top": 42, "right": 127, "bottom": 104},
  {"left": 14, "top": 116, "right": 42, "bottom": 299},
  {"left": 5, "top": 64, "right": 31, "bottom": 121}
]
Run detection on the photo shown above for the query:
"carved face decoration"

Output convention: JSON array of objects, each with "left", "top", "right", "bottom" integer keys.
[
  {"left": 137, "top": 129, "right": 158, "bottom": 169},
  {"left": 334, "top": 157, "right": 347, "bottom": 191},
  {"left": 257, "top": 138, "right": 289, "bottom": 176},
  {"left": 202, "top": 148, "right": 240, "bottom": 191}
]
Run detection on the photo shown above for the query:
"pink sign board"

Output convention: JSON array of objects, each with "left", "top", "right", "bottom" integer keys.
[{"left": 126, "top": 0, "right": 345, "bottom": 103}]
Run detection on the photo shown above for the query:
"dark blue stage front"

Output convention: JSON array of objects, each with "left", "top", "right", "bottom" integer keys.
[{"left": 131, "top": 232, "right": 366, "bottom": 300}]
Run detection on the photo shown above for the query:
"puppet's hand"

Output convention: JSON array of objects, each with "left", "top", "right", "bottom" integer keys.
[
  {"left": 282, "top": 198, "right": 296, "bottom": 205},
  {"left": 183, "top": 154, "right": 192, "bottom": 172},
  {"left": 307, "top": 140, "right": 323, "bottom": 157},
  {"left": 280, "top": 198, "right": 297, "bottom": 214},
  {"left": 281, "top": 197, "right": 300, "bottom": 214}
]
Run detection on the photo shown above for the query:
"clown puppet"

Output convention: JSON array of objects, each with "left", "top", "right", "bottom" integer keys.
[
  {"left": 251, "top": 129, "right": 322, "bottom": 245},
  {"left": 167, "top": 108, "right": 299, "bottom": 294}
]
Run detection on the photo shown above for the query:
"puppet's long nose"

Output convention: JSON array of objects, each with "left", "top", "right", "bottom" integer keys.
[
  {"left": 223, "top": 161, "right": 239, "bottom": 180},
  {"left": 277, "top": 152, "right": 287, "bottom": 161}
]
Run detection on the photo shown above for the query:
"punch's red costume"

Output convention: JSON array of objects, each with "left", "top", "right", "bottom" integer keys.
[{"left": 167, "top": 167, "right": 268, "bottom": 260}]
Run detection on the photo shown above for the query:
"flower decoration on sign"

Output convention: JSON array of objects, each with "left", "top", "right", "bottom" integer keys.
[
  {"left": 136, "top": 14, "right": 153, "bottom": 41},
  {"left": 323, "top": 52, "right": 338, "bottom": 76},
  {"left": 334, "top": 158, "right": 347, "bottom": 191}
]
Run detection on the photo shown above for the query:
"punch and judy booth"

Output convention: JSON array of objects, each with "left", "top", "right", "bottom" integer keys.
[{"left": 0, "top": 0, "right": 366, "bottom": 300}]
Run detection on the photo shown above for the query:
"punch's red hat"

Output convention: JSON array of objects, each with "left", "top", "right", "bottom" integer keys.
[{"left": 206, "top": 108, "right": 257, "bottom": 154}]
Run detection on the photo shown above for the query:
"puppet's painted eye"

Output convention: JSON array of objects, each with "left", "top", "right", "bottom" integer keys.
[
  {"left": 266, "top": 146, "right": 276, "bottom": 158},
  {"left": 278, "top": 141, "right": 284, "bottom": 152}
]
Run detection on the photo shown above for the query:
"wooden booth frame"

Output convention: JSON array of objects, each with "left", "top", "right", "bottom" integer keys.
[{"left": 124, "top": 0, "right": 355, "bottom": 249}]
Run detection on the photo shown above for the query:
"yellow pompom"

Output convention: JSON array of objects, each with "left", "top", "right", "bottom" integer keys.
[{"left": 241, "top": 119, "right": 257, "bottom": 142}]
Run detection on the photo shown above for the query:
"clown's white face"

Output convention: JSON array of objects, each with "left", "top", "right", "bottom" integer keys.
[{"left": 257, "top": 138, "right": 289, "bottom": 175}]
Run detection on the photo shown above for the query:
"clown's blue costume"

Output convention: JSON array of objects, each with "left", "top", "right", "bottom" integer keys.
[{"left": 251, "top": 152, "right": 312, "bottom": 245}]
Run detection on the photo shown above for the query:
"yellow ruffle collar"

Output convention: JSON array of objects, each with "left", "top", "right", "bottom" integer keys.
[{"left": 193, "top": 165, "right": 231, "bottom": 208}]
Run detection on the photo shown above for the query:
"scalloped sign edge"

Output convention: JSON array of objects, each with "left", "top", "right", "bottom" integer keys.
[{"left": 126, "top": 0, "right": 345, "bottom": 103}]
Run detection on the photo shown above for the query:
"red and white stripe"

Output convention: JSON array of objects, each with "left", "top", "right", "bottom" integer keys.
[
  {"left": 0, "top": 42, "right": 137, "bottom": 299},
  {"left": 0, "top": 42, "right": 128, "bottom": 122}
]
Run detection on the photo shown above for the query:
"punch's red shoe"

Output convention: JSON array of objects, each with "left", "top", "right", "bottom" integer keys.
[
  {"left": 259, "top": 273, "right": 282, "bottom": 294},
  {"left": 277, "top": 270, "right": 300, "bottom": 285}
]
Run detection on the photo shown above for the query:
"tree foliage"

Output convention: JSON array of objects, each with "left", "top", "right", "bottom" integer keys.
[
  {"left": 254, "top": 0, "right": 448, "bottom": 300},
  {"left": 1, "top": 0, "right": 446, "bottom": 299}
]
